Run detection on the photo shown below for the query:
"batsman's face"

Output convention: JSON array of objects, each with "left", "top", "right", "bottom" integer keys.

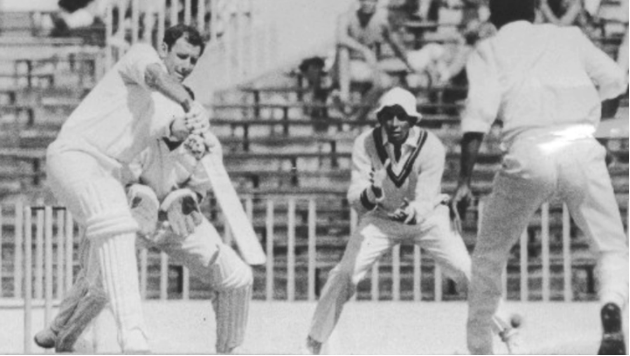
[
  {"left": 358, "top": 0, "right": 378, "bottom": 14},
  {"left": 161, "top": 37, "right": 202, "bottom": 83}
]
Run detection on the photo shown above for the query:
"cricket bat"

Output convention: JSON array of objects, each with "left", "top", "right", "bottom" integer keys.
[
  {"left": 201, "top": 153, "right": 266, "bottom": 265},
  {"left": 181, "top": 99, "right": 266, "bottom": 265}
]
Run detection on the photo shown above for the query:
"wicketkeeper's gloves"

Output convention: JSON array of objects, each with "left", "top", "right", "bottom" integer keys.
[
  {"left": 161, "top": 188, "right": 203, "bottom": 237},
  {"left": 127, "top": 184, "right": 160, "bottom": 237}
]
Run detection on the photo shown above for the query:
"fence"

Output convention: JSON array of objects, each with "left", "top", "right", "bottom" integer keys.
[{"left": 3, "top": 197, "right": 594, "bottom": 351}]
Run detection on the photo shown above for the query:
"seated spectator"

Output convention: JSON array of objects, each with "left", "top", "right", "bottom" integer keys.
[
  {"left": 298, "top": 56, "right": 331, "bottom": 133},
  {"left": 333, "top": 0, "right": 417, "bottom": 121},
  {"left": 51, "top": 0, "right": 107, "bottom": 37},
  {"left": 407, "top": 18, "right": 495, "bottom": 86}
]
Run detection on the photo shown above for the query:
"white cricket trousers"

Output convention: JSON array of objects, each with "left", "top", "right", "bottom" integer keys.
[
  {"left": 46, "top": 141, "right": 148, "bottom": 352},
  {"left": 467, "top": 135, "right": 629, "bottom": 354},
  {"left": 49, "top": 217, "right": 253, "bottom": 353},
  {"left": 143, "top": 218, "right": 253, "bottom": 353},
  {"left": 309, "top": 205, "right": 474, "bottom": 343}
]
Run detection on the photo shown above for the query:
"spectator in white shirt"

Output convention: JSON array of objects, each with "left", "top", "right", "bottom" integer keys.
[{"left": 452, "top": 0, "right": 628, "bottom": 354}]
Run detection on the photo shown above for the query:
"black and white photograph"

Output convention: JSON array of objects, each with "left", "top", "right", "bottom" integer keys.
[{"left": 0, "top": 0, "right": 627, "bottom": 354}]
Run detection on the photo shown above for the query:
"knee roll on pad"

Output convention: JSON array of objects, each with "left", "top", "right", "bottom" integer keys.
[
  {"left": 75, "top": 177, "right": 138, "bottom": 240},
  {"left": 211, "top": 246, "right": 253, "bottom": 291},
  {"left": 86, "top": 214, "right": 138, "bottom": 241}
]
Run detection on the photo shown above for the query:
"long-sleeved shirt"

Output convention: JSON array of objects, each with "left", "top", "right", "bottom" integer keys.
[
  {"left": 348, "top": 126, "right": 446, "bottom": 221},
  {"left": 56, "top": 43, "right": 182, "bottom": 164},
  {"left": 462, "top": 21, "right": 626, "bottom": 146},
  {"left": 123, "top": 137, "right": 219, "bottom": 202}
]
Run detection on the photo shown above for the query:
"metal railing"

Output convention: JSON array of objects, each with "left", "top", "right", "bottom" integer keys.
[{"left": 0, "top": 196, "right": 599, "bottom": 351}]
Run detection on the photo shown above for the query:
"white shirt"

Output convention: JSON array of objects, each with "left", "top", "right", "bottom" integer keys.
[
  {"left": 348, "top": 126, "right": 446, "bottom": 221},
  {"left": 55, "top": 43, "right": 183, "bottom": 165},
  {"left": 381, "top": 125, "right": 421, "bottom": 172},
  {"left": 124, "top": 139, "right": 214, "bottom": 202},
  {"left": 462, "top": 21, "right": 626, "bottom": 146}
]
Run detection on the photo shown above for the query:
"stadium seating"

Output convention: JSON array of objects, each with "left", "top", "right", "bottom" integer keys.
[{"left": 0, "top": 3, "right": 627, "bottom": 301}]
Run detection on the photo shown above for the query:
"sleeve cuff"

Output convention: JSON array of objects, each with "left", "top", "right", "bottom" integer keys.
[{"left": 360, "top": 186, "right": 385, "bottom": 210}]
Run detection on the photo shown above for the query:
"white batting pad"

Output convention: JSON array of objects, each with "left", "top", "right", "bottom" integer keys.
[
  {"left": 213, "top": 284, "right": 252, "bottom": 354},
  {"left": 212, "top": 246, "right": 253, "bottom": 291},
  {"left": 92, "top": 233, "right": 149, "bottom": 352},
  {"left": 209, "top": 246, "right": 253, "bottom": 353}
]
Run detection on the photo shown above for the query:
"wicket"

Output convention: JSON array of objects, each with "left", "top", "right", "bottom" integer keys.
[{"left": 14, "top": 203, "right": 75, "bottom": 353}]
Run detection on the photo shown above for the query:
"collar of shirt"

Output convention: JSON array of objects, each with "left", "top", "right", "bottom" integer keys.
[
  {"left": 497, "top": 20, "right": 532, "bottom": 37},
  {"left": 380, "top": 126, "right": 420, "bottom": 165}
]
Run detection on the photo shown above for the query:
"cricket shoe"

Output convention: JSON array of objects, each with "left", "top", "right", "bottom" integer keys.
[
  {"left": 34, "top": 328, "right": 57, "bottom": 349},
  {"left": 598, "top": 303, "right": 626, "bottom": 355},
  {"left": 499, "top": 314, "right": 524, "bottom": 354},
  {"left": 301, "top": 336, "right": 323, "bottom": 355}
]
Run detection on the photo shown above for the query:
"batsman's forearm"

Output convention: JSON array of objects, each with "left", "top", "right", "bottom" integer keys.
[
  {"left": 458, "top": 132, "right": 484, "bottom": 185},
  {"left": 145, "top": 65, "right": 193, "bottom": 110}
]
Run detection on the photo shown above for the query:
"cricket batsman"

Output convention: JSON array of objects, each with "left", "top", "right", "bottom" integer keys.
[
  {"left": 305, "top": 87, "right": 520, "bottom": 354},
  {"left": 36, "top": 123, "right": 253, "bottom": 353},
  {"left": 44, "top": 24, "right": 208, "bottom": 352}
]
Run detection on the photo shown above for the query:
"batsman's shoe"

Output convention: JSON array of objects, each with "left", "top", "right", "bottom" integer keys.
[
  {"left": 34, "top": 328, "right": 57, "bottom": 349},
  {"left": 499, "top": 327, "right": 521, "bottom": 354},
  {"left": 304, "top": 336, "right": 323, "bottom": 355},
  {"left": 221, "top": 346, "right": 253, "bottom": 354},
  {"left": 500, "top": 314, "right": 524, "bottom": 354},
  {"left": 598, "top": 303, "right": 626, "bottom": 355}
]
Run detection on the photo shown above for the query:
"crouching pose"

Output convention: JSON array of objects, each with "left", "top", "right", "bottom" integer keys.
[
  {"left": 36, "top": 132, "right": 253, "bottom": 354},
  {"left": 305, "top": 88, "right": 520, "bottom": 354}
]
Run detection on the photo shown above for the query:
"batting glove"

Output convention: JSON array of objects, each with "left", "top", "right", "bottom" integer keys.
[
  {"left": 184, "top": 101, "right": 210, "bottom": 134},
  {"left": 183, "top": 131, "right": 219, "bottom": 160},
  {"left": 161, "top": 188, "right": 203, "bottom": 237},
  {"left": 127, "top": 184, "right": 160, "bottom": 237}
]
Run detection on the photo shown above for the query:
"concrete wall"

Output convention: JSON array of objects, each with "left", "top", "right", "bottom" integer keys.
[
  {"left": 252, "top": 0, "right": 354, "bottom": 61},
  {"left": 0, "top": 0, "right": 58, "bottom": 11},
  {"left": 186, "top": 0, "right": 358, "bottom": 104}
]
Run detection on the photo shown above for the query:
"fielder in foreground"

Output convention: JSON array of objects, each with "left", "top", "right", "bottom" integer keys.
[
  {"left": 44, "top": 24, "right": 208, "bottom": 352},
  {"left": 452, "top": 0, "right": 629, "bottom": 354},
  {"left": 305, "top": 87, "right": 519, "bottom": 354},
  {"left": 36, "top": 131, "right": 253, "bottom": 354}
]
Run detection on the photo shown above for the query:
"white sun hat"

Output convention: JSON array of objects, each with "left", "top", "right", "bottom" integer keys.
[{"left": 374, "top": 87, "right": 422, "bottom": 119}]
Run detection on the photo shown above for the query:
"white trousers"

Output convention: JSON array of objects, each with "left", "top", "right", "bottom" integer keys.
[
  {"left": 50, "top": 217, "right": 252, "bottom": 353},
  {"left": 46, "top": 144, "right": 147, "bottom": 351},
  {"left": 467, "top": 136, "right": 629, "bottom": 354},
  {"left": 141, "top": 218, "right": 253, "bottom": 291},
  {"left": 309, "top": 205, "right": 508, "bottom": 343}
]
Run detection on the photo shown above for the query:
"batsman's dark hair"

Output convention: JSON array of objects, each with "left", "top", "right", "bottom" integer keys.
[
  {"left": 163, "top": 24, "right": 205, "bottom": 54},
  {"left": 489, "top": 0, "right": 536, "bottom": 29}
]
